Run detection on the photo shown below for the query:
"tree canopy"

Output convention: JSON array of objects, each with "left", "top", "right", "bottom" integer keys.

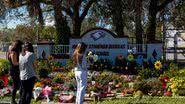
[{"left": 0, "top": 0, "right": 184, "bottom": 44}]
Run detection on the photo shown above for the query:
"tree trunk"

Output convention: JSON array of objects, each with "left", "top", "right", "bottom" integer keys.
[
  {"left": 36, "top": 2, "right": 44, "bottom": 29},
  {"left": 72, "top": 19, "right": 82, "bottom": 37},
  {"left": 111, "top": 0, "right": 124, "bottom": 37},
  {"left": 146, "top": 0, "right": 174, "bottom": 43},
  {"left": 146, "top": 0, "right": 158, "bottom": 43},
  {"left": 72, "top": 3, "right": 81, "bottom": 37},
  {"left": 135, "top": 0, "right": 143, "bottom": 44},
  {"left": 53, "top": 0, "right": 70, "bottom": 45}
]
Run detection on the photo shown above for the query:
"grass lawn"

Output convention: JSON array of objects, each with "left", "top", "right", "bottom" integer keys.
[
  {"left": 97, "top": 96, "right": 185, "bottom": 104},
  {"left": 1, "top": 96, "right": 185, "bottom": 104}
]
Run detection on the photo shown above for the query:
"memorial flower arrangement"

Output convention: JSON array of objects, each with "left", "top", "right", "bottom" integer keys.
[
  {"left": 86, "top": 51, "right": 98, "bottom": 64},
  {"left": 2, "top": 52, "right": 185, "bottom": 102},
  {"left": 0, "top": 87, "right": 12, "bottom": 96},
  {"left": 42, "top": 86, "right": 52, "bottom": 102}
]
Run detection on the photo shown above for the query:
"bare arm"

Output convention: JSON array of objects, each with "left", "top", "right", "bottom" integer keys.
[{"left": 10, "top": 52, "right": 19, "bottom": 66}]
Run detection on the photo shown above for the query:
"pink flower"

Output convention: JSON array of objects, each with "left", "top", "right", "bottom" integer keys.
[
  {"left": 164, "top": 91, "right": 171, "bottom": 96},
  {"left": 42, "top": 86, "right": 52, "bottom": 97},
  {"left": 109, "top": 82, "right": 114, "bottom": 85}
]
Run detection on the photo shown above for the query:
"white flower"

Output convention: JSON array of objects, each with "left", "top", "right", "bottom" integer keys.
[
  {"left": 88, "top": 51, "right": 93, "bottom": 56},
  {"left": 93, "top": 55, "right": 98, "bottom": 62}
]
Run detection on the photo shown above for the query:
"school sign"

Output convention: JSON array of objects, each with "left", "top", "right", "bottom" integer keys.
[{"left": 70, "top": 28, "right": 128, "bottom": 64}]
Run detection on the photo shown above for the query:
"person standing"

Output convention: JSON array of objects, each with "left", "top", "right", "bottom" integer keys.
[
  {"left": 72, "top": 42, "right": 88, "bottom": 104},
  {"left": 19, "top": 42, "right": 37, "bottom": 104},
  {"left": 7, "top": 40, "right": 23, "bottom": 104}
]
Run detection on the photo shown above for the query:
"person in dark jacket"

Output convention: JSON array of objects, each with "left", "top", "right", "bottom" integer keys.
[{"left": 7, "top": 40, "right": 23, "bottom": 104}]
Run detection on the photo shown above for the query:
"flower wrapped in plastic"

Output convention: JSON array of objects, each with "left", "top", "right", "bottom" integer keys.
[
  {"left": 0, "top": 87, "right": 12, "bottom": 96},
  {"left": 42, "top": 86, "right": 52, "bottom": 102},
  {"left": 33, "top": 87, "right": 42, "bottom": 100},
  {"left": 58, "top": 92, "right": 75, "bottom": 103}
]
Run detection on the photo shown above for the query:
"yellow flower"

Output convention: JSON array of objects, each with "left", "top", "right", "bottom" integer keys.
[
  {"left": 58, "top": 73, "right": 65, "bottom": 79},
  {"left": 48, "top": 55, "right": 54, "bottom": 61},
  {"left": 154, "top": 61, "right": 162, "bottom": 70},
  {"left": 34, "top": 82, "right": 42, "bottom": 87},
  {"left": 127, "top": 54, "right": 134, "bottom": 61},
  {"left": 171, "top": 84, "right": 175, "bottom": 89}
]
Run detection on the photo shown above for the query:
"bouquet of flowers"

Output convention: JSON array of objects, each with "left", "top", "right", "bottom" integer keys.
[
  {"left": 86, "top": 51, "right": 98, "bottom": 64},
  {"left": 42, "top": 86, "right": 52, "bottom": 102},
  {"left": 33, "top": 87, "right": 42, "bottom": 100}
]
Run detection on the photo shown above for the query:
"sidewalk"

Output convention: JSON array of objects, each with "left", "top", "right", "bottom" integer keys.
[{"left": 0, "top": 51, "right": 7, "bottom": 59}]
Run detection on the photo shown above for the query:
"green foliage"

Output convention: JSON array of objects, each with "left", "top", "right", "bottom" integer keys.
[
  {"left": 36, "top": 59, "right": 52, "bottom": 78},
  {"left": 8, "top": 77, "right": 13, "bottom": 86},
  {"left": 169, "top": 62, "right": 178, "bottom": 70},
  {"left": 52, "top": 74, "right": 64, "bottom": 83},
  {"left": 146, "top": 78, "right": 163, "bottom": 96},
  {"left": 40, "top": 26, "right": 56, "bottom": 39},
  {"left": 138, "top": 68, "right": 160, "bottom": 79},
  {"left": 37, "top": 67, "right": 49, "bottom": 78},
  {"left": 133, "top": 90, "right": 143, "bottom": 97},
  {"left": 0, "top": 79, "right": 4, "bottom": 88},
  {"left": 66, "top": 71, "right": 75, "bottom": 79},
  {"left": 54, "top": 19, "right": 71, "bottom": 45},
  {"left": 14, "top": 25, "right": 37, "bottom": 43},
  {"left": 65, "top": 59, "right": 74, "bottom": 71},
  {"left": 133, "top": 77, "right": 162, "bottom": 95},
  {"left": 89, "top": 59, "right": 112, "bottom": 71},
  {"left": 0, "top": 59, "right": 10, "bottom": 76},
  {"left": 133, "top": 79, "right": 147, "bottom": 94}
]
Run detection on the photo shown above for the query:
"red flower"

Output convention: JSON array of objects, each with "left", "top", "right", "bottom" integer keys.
[
  {"left": 0, "top": 75, "right": 8, "bottom": 87},
  {"left": 117, "top": 54, "right": 124, "bottom": 60},
  {"left": 162, "top": 83, "right": 167, "bottom": 89}
]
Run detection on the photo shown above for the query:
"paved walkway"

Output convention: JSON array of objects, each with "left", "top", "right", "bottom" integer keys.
[{"left": 0, "top": 52, "right": 7, "bottom": 59}]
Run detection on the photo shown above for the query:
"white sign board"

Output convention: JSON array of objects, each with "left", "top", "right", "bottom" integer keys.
[{"left": 70, "top": 28, "right": 128, "bottom": 64}]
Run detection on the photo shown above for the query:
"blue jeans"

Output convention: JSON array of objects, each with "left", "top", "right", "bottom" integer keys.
[{"left": 75, "top": 70, "right": 87, "bottom": 104}]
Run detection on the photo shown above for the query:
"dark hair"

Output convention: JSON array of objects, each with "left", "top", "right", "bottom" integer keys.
[
  {"left": 23, "top": 42, "right": 34, "bottom": 53},
  {"left": 10, "top": 40, "right": 23, "bottom": 54}
]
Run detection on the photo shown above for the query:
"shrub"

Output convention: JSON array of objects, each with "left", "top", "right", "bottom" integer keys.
[
  {"left": 138, "top": 68, "right": 160, "bottom": 79},
  {"left": 37, "top": 66, "right": 49, "bottom": 78},
  {"left": 36, "top": 59, "right": 51, "bottom": 78},
  {"left": 89, "top": 59, "right": 112, "bottom": 71},
  {"left": 146, "top": 78, "right": 163, "bottom": 96},
  {"left": 0, "top": 59, "right": 10, "bottom": 76},
  {"left": 65, "top": 59, "right": 74, "bottom": 71}
]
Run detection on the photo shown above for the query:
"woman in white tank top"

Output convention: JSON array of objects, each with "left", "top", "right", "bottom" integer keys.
[{"left": 72, "top": 42, "right": 88, "bottom": 104}]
